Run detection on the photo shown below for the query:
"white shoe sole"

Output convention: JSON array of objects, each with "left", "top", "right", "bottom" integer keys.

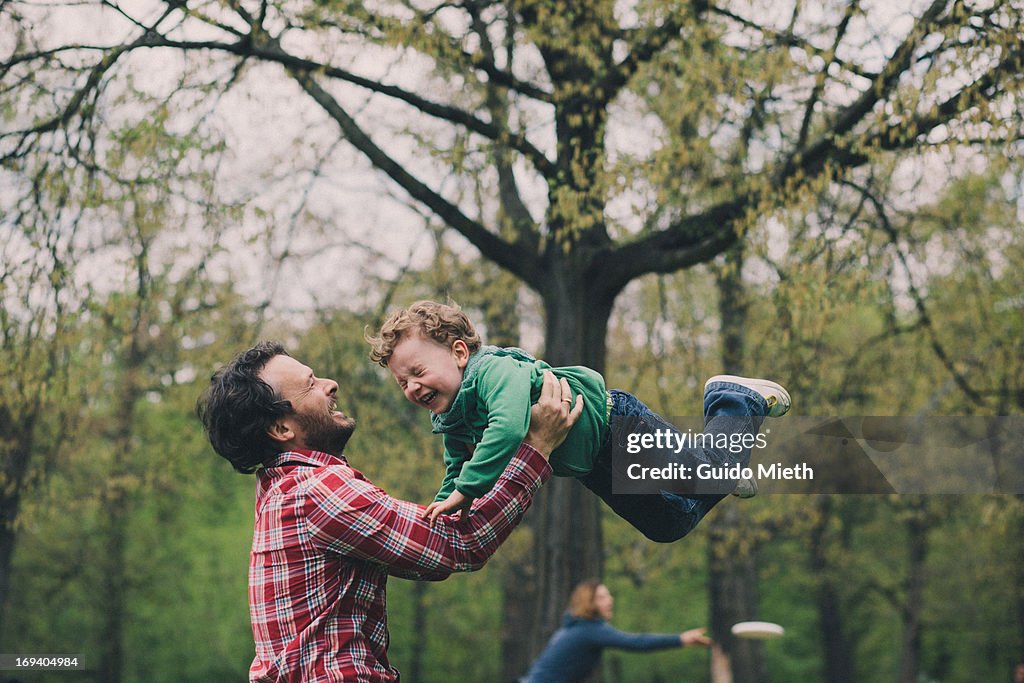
[{"left": 705, "top": 375, "right": 791, "bottom": 417}]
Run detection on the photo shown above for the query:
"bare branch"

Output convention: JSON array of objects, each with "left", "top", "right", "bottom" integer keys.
[
  {"left": 781, "top": 0, "right": 950, "bottom": 181},
  {"left": 467, "top": 3, "right": 539, "bottom": 250},
  {"left": 289, "top": 70, "right": 536, "bottom": 288},
  {"left": 141, "top": 33, "right": 558, "bottom": 178},
  {"left": 599, "top": 200, "right": 746, "bottom": 298},
  {"left": 848, "top": 179, "right": 987, "bottom": 407},
  {"left": 796, "top": 0, "right": 860, "bottom": 151},
  {"left": 709, "top": 3, "right": 878, "bottom": 81}
]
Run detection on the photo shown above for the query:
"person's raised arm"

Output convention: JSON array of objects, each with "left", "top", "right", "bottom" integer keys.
[
  {"left": 680, "top": 628, "right": 712, "bottom": 647},
  {"left": 590, "top": 621, "right": 699, "bottom": 652},
  {"left": 307, "top": 372, "right": 582, "bottom": 579}
]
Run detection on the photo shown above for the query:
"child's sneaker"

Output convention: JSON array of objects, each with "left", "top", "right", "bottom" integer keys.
[
  {"left": 732, "top": 477, "right": 758, "bottom": 498},
  {"left": 704, "top": 375, "right": 791, "bottom": 417}
]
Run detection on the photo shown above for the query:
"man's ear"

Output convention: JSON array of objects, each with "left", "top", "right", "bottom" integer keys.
[
  {"left": 452, "top": 339, "right": 471, "bottom": 369},
  {"left": 266, "top": 418, "right": 296, "bottom": 444}
]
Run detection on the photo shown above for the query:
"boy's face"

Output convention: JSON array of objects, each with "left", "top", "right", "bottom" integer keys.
[{"left": 388, "top": 332, "right": 470, "bottom": 414}]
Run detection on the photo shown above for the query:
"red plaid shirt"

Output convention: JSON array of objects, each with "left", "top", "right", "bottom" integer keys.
[{"left": 248, "top": 444, "right": 551, "bottom": 682}]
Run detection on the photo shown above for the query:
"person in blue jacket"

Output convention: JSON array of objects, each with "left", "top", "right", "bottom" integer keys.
[{"left": 523, "top": 579, "right": 711, "bottom": 682}]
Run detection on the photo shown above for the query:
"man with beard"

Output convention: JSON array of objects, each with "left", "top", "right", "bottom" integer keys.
[{"left": 196, "top": 341, "right": 582, "bottom": 682}]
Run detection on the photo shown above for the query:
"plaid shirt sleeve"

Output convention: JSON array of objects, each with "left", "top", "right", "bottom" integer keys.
[{"left": 304, "top": 444, "right": 551, "bottom": 577}]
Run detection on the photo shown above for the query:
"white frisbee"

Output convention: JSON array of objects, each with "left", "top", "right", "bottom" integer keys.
[{"left": 731, "top": 621, "right": 785, "bottom": 639}]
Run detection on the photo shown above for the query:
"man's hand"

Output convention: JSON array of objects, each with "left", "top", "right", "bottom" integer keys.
[
  {"left": 524, "top": 372, "right": 583, "bottom": 458},
  {"left": 680, "top": 627, "right": 712, "bottom": 647},
  {"left": 423, "top": 490, "right": 473, "bottom": 524}
]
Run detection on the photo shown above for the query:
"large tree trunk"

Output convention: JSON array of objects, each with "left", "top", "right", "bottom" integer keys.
[
  {"left": 1016, "top": 504, "right": 1024, "bottom": 660},
  {"left": 98, "top": 359, "right": 142, "bottom": 683},
  {"left": 898, "top": 497, "right": 929, "bottom": 683},
  {"left": 0, "top": 420, "right": 35, "bottom": 637},
  {"left": 708, "top": 507, "right": 765, "bottom": 683},
  {"left": 525, "top": 479, "right": 604, "bottom": 654},
  {"left": 708, "top": 245, "right": 766, "bottom": 683},
  {"left": 517, "top": 264, "right": 615, "bottom": 664},
  {"left": 810, "top": 497, "right": 855, "bottom": 683}
]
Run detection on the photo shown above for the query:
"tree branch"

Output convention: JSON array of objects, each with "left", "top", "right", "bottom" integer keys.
[
  {"left": 143, "top": 34, "right": 558, "bottom": 178},
  {"left": 709, "top": 3, "right": 878, "bottom": 81},
  {"left": 781, "top": 0, "right": 950, "bottom": 181},
  {"left": 0, "top": 4, "right": 182, "bottom": 160},
  {"left": 467, "top": 4, "right": 540, "bottom": 251},
  {"left": 302, "top": 1, "right": 552, "bottom": 102},
  {"left": 796, "top": 0, "right": 860, "bottom": 151},
  {"left": 849, "top": 179, "right": 987, "bottom": 407},
  {"left": 785, "top": 23, "right": 1023, "bottom": 182},
  {"left": 598, "top": 200, "right": 746, "bottom": 297},
  {"left": 289, "top": 69, "right": 537, "bottom": 288},
  {"left": 602, "top": 14, "right": 686, "bottom": 101},
  {"left": 883, "top": 33, "right": 1023, "bottom": 144},
  {"left": 3, "top": 53, "right": 121, "bottom": 162}
]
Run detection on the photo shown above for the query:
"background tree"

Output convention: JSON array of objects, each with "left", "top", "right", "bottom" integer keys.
[
  {"left": 0, "top": 172, "right": 79, "bottom": 629},
  {"left": 0, "top": 179, "right": 1022, "bottom": 681},
  {"left": 4, "top": 0, "right": 1024, "bottom": 670}
]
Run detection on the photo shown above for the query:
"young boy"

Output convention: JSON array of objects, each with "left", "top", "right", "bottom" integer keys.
[{"left": 367, "top": 301, "right": 790, "bottom": 543}]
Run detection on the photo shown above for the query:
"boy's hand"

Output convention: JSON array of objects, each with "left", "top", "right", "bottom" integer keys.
[{"left": 423, "top": 490, "right": 473, "bottom": 524}]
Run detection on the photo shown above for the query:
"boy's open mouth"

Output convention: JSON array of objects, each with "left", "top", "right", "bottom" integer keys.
[{"left": 420, "top": 390, "right": 438, "bottom": 406}]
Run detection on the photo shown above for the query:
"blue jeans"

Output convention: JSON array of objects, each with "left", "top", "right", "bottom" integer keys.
[{"left": 579, "top": 380, "right": 768, "bottom": 543}]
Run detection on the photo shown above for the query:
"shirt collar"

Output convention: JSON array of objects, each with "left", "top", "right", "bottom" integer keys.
[{"left": 264, "top": 449, "right": 347, "bottom": 468}]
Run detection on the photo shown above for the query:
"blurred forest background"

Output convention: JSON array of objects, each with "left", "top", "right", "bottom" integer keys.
[{"left": 2, "top": 0, "right": 1023, "bottom": 681}]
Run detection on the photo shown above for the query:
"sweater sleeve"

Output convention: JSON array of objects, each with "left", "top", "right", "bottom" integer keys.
[
  {"left": 452, "top": 359, "right": 534, "bottom": 499},
  {"left": 589, "top": 622, "right": 682, "bottom": 652},
  {"left": 306, "top": 444, "right": 552, "bottom": 579},
  {"left": 434, "top": 436, "right": 471, "bottom": 503}
]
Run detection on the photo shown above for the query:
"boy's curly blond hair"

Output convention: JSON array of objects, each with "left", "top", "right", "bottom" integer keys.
[{"left": 367, "top": 300, "right": 482, "bottom": 367}]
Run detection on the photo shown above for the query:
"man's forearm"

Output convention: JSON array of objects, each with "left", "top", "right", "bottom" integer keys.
[
  {"left": 444, "top": 443, "right": 550, "bottom": 565},
  {"left": 317, "top": 443, "right": 550, "bottom": 578},
  {"left": 390, "top": 443, "right": 550, "bottom": 580}
]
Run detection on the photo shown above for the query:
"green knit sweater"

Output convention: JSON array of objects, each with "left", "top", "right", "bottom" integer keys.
[{"left": 430, "top": 346, "right": 608, "bottom": 501}]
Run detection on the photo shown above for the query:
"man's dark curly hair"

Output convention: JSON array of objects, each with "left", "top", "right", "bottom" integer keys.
[{"left": 196, "top": 341, "right": 294, "bottom": 473}]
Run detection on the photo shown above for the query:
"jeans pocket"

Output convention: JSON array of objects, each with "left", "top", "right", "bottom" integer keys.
[{"left": 612, "top": 415, "right": 650, "bottom": 450}]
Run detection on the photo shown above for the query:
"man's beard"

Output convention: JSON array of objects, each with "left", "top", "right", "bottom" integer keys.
[{"left": 294, "top": 411, "right": 355, "bottom": 455}]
